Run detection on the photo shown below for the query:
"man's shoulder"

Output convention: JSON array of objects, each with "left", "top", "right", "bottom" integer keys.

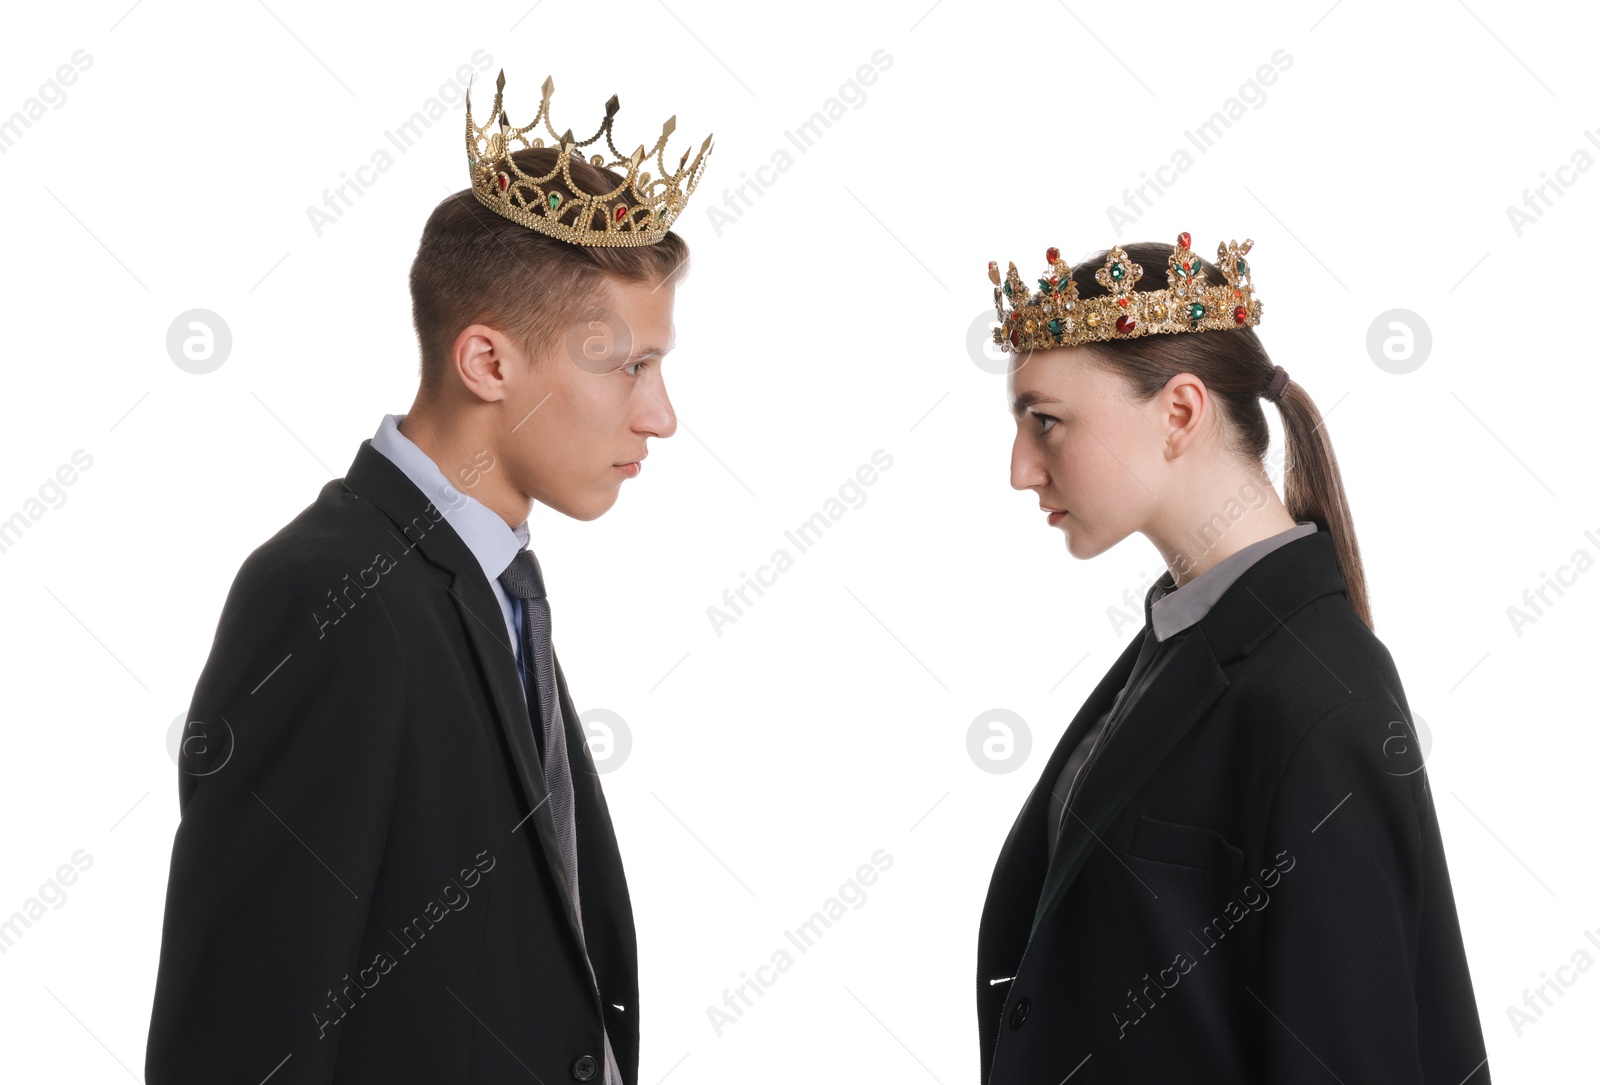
[{"left": 232, "top": 477, "right": 408, "bottom": 597}]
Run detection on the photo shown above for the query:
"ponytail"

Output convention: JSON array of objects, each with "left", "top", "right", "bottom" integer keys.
[{"left": 1272, "top": 380, "right": 1371, "bottom": 628}]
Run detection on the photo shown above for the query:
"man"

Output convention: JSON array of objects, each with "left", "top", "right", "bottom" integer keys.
[{"left": 146, "top": 72, "right": 712, "bottom": 1084}]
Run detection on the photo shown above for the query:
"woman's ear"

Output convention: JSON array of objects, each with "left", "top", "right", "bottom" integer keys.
[{"left": 1161, "top": 371, "right": 1209, "bottom": 461}]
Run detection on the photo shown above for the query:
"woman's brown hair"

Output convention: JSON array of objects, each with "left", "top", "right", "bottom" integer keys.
[
  {"left": 1067, "top": 241, "right": 1371, "bottom": 628},
  {"left": 408, "top": 146, "right": 690, "bottom": 398}
]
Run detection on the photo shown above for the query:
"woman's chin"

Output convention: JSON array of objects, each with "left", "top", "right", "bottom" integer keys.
[
  {"left": 1062, "top": 524, "right": 1119, "bottom": 561},
  {"left": 1061, "top": 528, "right": 1094, "bottom": 559}
]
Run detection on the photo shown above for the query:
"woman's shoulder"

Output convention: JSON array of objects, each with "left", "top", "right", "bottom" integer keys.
[
  {"left": 1216, "top": 589, "right": 1417, "bottom": 763},
  {"left": 1237, "top": 586, "right": 1403, "bottom": 692}
]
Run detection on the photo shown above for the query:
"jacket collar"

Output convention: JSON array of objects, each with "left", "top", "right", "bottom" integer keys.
[
  {"left": 340, "top": 439, "right": 593, "bottom": 963},
  {"left": 1014, "top": 529, "right": 1348, "bottom": 943},
  {"left": 368, "top": 412, "right": 530, "bottom": 588}
]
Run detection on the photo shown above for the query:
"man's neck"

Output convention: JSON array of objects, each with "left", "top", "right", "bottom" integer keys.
[{"left": 398, "top": 409, "right": 530, "bottom": 530}]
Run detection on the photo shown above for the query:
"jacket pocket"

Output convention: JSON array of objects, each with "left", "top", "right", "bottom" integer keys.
[{"left": 1125, "top": 814, "right": 1244, "bottom": 879}]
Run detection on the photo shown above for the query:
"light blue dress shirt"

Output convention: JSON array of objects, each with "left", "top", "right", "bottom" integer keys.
[{"left": 369, "top": 413, "right": 532, "bottom": 703}]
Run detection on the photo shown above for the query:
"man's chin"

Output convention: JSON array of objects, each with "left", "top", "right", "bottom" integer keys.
[{"left": 545, "top": 487, "right": 621, "bottom": 523}]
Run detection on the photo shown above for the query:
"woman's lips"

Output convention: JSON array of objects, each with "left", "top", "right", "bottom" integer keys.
[
  {"left": 615, "top": 461, "right": 641, "bottom": 478},
  {"left": 1046, "top": 508, "right": 1067, "bottom": 525}
]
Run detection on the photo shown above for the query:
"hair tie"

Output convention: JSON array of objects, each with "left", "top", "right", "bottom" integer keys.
[{"left": 1262, "top": 365, "right": 1289, "bottom": 403}]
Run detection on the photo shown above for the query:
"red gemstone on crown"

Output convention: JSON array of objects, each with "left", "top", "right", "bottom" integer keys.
[
  {"left": 496, "top": 173, "right": 508, "bottom": 191},
  {"left": 1233, "top": 305, "right": 1248, "bottom": 324},
  {"left": 615, "top": 205, "right": 628, "bottom": 222},
  {"left": 1046, "top": 246, "right": 1060, "bottom": 263},
  {"left": 1116, "top": 297, "right": 1129, "bottom": 308},
  {"left": 1178, "top": 231, "right": 1191, "bottom": 249},
  {"left": 1115, "top": 314, "right": 1136, "bottom": 334}
]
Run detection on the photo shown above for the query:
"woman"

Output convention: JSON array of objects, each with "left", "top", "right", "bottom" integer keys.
[{"left": 975, "top": 236, "right": 1488, "bottom": 1084}]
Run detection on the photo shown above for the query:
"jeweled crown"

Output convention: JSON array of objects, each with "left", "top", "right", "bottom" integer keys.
[
  {"left": 464, "top": 70, "right": 714, "bottom": 247},
  {"left": 988, "top": 232, "right": 1262, "bottom": 351}
]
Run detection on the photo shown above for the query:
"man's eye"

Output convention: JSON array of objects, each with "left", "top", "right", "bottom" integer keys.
[{"left": 623, "top": 360, "right": 648, "bottom": 376}]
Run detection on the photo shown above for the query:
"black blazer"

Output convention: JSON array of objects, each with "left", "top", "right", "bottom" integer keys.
[
  {"left": 147, "top": 439, "right": 636, "bottom": 1085},
  {"left": 977, "top": 530, "right": 1488, "bottom": 1084}
]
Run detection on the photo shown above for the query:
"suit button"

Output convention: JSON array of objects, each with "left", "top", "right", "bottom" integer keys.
[
  {"left": 571, "top": 1054, "right": 598, "bottom": 1081},
  {"left": 1009, "top": 996, "right": 1031, "bottom": 1031}
]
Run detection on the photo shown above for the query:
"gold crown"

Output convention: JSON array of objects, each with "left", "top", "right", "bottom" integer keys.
[
  {"left": 988, "top": 232, "right": 1262, "bottom": 351},
  {"left": 464, "top": 70, "right": 714, "bottom": 247}
]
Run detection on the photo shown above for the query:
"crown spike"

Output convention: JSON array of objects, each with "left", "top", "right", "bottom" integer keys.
[
  {"left": 487, "top": 72, "right": 506, "bottom": 122},
  {"left": 684, "top": 133, "right": 713, "bottom": 174}
]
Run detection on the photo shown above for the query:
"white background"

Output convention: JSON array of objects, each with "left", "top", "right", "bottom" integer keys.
[{"left": 2, "top": 0, "right": 1596, "bottom": 1081}]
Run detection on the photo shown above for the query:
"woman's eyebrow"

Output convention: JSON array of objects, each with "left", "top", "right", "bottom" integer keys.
[{"left": 1012, "top": 390, "right": 1059, "bottom": 418}]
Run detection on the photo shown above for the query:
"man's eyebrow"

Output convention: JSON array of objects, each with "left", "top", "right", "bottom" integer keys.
[{"left": 1012, "top": 390, "right": 1058, "bottom": 418}]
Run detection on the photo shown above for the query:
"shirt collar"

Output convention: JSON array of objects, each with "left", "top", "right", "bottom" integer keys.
[
  {"left": 1146, "top": 521, "right": 1318, "bottom": 641},
  {"left": 369, "top": 413, "right": 529, "bottom": 582}
]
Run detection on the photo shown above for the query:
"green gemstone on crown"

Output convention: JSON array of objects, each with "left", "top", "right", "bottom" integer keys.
[
  {"left": 548, "top": 192, "right": 562, "bottom": 210},
  {"left": 1188, "top": 302, "right": 1206, "bottom": 321}
]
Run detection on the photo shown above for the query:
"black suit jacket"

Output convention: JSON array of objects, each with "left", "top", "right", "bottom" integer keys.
[
  {"left": 977, "top": 530, "right": 1488, "bottom": 1084},
  {"left": 147, "top": 439, "right": 636, "bottom": 1084}
]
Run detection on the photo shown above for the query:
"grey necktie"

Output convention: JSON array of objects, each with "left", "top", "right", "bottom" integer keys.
[{"left": 498, "top": 548, "right": 621, "bottom": 1085}]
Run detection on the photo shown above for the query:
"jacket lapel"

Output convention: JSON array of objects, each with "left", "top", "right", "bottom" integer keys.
[
  {"left": 977, "top": 632, "right": 1145, "bottom": 981},
  {"left": 340, "top": 439, "right": 589, "bottom": 957},
  {"left": 1029, "top": 630, "right": 1229, "bottom": 937},
  {"left": 445, "top": 562, "right": 590, "bottom": 952}
]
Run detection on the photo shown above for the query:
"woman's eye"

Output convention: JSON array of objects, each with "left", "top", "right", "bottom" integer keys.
[{"left": 1035, "top": 413, "right": 1058, "bottom": 435}]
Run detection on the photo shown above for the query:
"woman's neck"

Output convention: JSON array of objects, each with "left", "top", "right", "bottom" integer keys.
[{"left": 1144, "top": 475, "right": 1297, "bottom": 588}]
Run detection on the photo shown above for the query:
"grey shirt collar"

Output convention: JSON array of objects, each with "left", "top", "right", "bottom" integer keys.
[{"left": 1148, "top": 521, "right": 1318, "bottom": 642}]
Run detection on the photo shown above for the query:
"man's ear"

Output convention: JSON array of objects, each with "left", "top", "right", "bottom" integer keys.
[{"left": 452, "top": 323, "right": 521, "bottom": 404}]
